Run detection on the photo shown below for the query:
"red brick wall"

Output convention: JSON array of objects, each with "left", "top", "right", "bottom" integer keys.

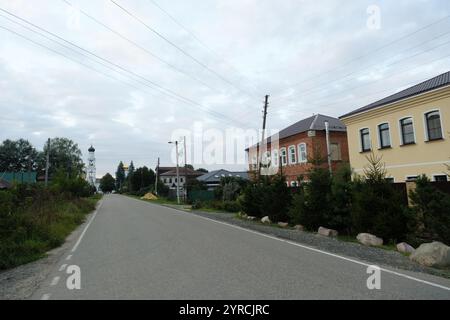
[{"left": 248, "top": 130, "right": 349, "bottom": 185}]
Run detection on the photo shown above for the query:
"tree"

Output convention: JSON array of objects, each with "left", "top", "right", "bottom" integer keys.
[
  {"left": 129, "top": 166, "right": 155, "bottom": 192},
  {"left": 196, "top": 168, "right": 208, "bottom": 173},
  {"left": 40, "top": 138, "right": 84, "bottom": 178},
  {"left": 330, "top": 163, "right": 353, "bottom": 234},
  {"left": 0, "top": 139, "right": 40, "bottom": 172},
  {"left": 185, "top": 164, "right": 194, "bottom": 170},
  {"left": 100, "top": 173, "right": 115, "bottom": 193},
  {"left": 115, "top": 162, "right": 125, "bottom": 191},
  {"left": 127, "top": 161, "right": 135, "bottom": 191}
]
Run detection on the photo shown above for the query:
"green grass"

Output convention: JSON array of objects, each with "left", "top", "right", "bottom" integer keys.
[{"left": 0, "top": 194, "right": 102, "bottom": 270}]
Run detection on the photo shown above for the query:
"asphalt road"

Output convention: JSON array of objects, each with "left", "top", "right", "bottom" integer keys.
[{"left": 31, "top": 194, "right": 450, "bottom": 300}]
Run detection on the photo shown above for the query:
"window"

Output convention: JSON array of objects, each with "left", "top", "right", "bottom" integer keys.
[
  {"left": 298, "top": 143, "right": 307, "bottom": 163},
  {"left": 180, "top": 178, "right": 184, "bottom": 183},
  {"left": 164, "top": 178, "right": 167, "bottom": 183},
  {"left": 378, "top": 123, "right": 391, "bottom": 148},
  {"left": 385, "top": 177, "right": 395, "bottom": 183},
  {"left": 425, "top": 111, "right": 443, "bottom": 141},
  {"left": 434, "top": 175, "right": 448, "bottom": 182},
  {"left": 360, "top": 128, "right": 371, "bottom": 152},
  {"left": 291, "top": 181, "right": 298, "bottom": 187},
  {"left": 406, "top": 176, "right": 418, "bottom": 182},
  {"left": 288, "top": 146, "right": 296, "bottom": 164},
  {"left": 272, "top": 149, "right": 279, "bottom": 167},
  {"left": 263, "top": 151, "right": 271, "bottom": 165},
  {"left": 169, "top": 178, "right": 172, "bottom": 183},
  {"left": 280, "top": 148, "right": 287, "bottom": 166},
  {"left": 330, "top": 143, "right": 341, "bottom": 161},
  {"left": 400, "top": 117, "right": 415, "bottom": 145}
]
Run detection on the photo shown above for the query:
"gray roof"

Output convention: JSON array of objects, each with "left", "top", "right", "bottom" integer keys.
[
  {"left": 197, "top": 170, "right": 249, "bottom": 183},
  {"left": 247, "top": 114, "right": 346, "bottom": 150},
  {"left": 340, "top": 71, "right": 450, "bottom": 119}
]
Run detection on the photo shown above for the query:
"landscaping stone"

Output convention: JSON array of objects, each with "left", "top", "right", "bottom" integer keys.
[
  {"left": 247, "top": 216, "right": 256, "bottom": 221},
  {"left": 294, "top": 225, "right": 304, "bottom": 231},
  {"left": 278, "top": 222, "right": 289, "bottom": 228},
  {"left": 356, "top": 233, "right": 383, "bottom": 246},
  {"left": 410, "top": 242, "right": 450, "bottom": 267},
  {"left": 317, "top": 227, "right": 338, "bottom": 237},
  {"left": 396, "top": 242, "right": 415, "bottom": 254},
  {"left": 261, "top": 216, "right": 271, "bottom": 224}
]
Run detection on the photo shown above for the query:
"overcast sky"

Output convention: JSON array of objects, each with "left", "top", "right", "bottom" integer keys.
[{"left": 1, "top": 0, "right": 450, "bottom": 177}]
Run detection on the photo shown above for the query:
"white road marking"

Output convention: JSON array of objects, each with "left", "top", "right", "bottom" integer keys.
[
  {"left": 59, "top": 264, "right": 68, "bottom": 272},
  {"left": 71, "top": 200, "right": 103, "bottom": 253},
  {"left": 50, "top": 276, "right": 60, "bottom": 286},
  {"left": 149, "top": 200, "right": 450, "bottom": 292},
  {"left": 66, "top": 255, "right": 72, "bottom": 261},
  {"left": 41, "top": 293, "right": 51, "bottom": 300}
]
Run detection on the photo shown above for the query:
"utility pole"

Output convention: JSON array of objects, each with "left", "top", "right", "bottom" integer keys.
[
  {"left": 169, "top": 140, "right": 180, "bottom": 204},
  {"left": 45, "top": 138, "right": 50, "bottom": 187},
  {"left": 183, "top": 136, "right": 187, "bottom": 202},
  {"left": 258, "top": 95, "right": 269, "bottom": 178},
  {"left": 324, "top": 120, "right": 332, "bottom": 175},
  {"left": 155, "top": 157, "right": 159, "bottom": 196}
]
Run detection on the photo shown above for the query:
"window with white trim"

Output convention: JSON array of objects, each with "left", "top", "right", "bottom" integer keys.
[
  {"left": 272, "top": 149, "right": 279, "bottom": 167},
  {"left": 360, "top": 128, "right": 371, "bottom": 152},
  {"left": 433, "top": 175, "right": 448, "bottom": 182},
  {"left": 298, "top": 143, "right": 307, "bottom": 163},
  {"left": 288, "top": 145, "right": 296, "bottom": 164},
  {"left": 425, "top": 111, "right": 443, "bottom": 141},
  {"left": 330, "top": 143, "right": 341, "bottom": 161},
  {"left": 280, "top": 148, "right": 287, "bottom": 166},
  {"left": 400, "top": 117, "right": 415, "bottom": 145},
  {"left": 378, "top": 123, "right": 391, "bottom": 148}
]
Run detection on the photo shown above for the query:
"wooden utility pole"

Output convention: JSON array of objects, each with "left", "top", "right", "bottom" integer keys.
[
  {"left": 45, "top": 138, "right": 50, "bottom": 187},
  {"left": 258, "top": 95, "right": 269, "bottom": 177},
  {"left": 183, "top": 136, "right": 187, "bottom": 202}
]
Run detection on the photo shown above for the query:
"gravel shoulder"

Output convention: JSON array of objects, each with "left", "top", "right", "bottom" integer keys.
[
  {"left": 161, "top": 203, "right": 450, "bottom": 280},
  {"left": 0, "top": 208, "right": 96, "bottom": 300}
]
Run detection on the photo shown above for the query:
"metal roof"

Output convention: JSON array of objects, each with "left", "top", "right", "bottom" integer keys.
[
  {"left": 197, "top": 169, "right": 249, "bottom": 182},
  {"left": 340, "top": 71, "right": 450, "bottom": 119}
]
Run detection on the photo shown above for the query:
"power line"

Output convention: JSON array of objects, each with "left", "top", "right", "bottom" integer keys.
[
  {"left": 109, "top": 0, "right": 261, "bottom": 101},
  {"left": 147, "top": 0, "right": 263, "bottom": 97},
  {"left": 0, "top": 13, "right": 247, "bottom": 127},
  {"left": 271, "top": 14, "right": 450, "bottom": 102}
]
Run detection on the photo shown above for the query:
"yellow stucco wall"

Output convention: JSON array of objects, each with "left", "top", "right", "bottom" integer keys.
[{"left": 341, "top": 86, "right": 450, "bottom": 182}]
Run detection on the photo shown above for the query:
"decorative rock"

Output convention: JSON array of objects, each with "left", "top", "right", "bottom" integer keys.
[
  {"left": 294, "top": 225, "right": 304, "bottom": 231},
  {"left": 278, "top": 222, "right": 289, "bottom": 228},
  {"left": 317, "top": 226, "right": 338, "bottom": 237},
  {"left": 410, "top": 242, "right": 450, "bottom": 267},
  {"left": 396, "top": 242, "right": 415, "bottom": 254},
  {"left": 261, "top": 216, "right": 271, "bottom": 224},
  {"left": 356, "top": 233, "right": 383, "bottom": 246},
  {"left": 247, "top": 216, "right": 256, "bottom": 221}
]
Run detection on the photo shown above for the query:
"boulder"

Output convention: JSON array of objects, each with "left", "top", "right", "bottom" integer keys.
[
  {"left": 261, "top": 216, "right": 271, "bottom": 224},
  {"left": 278, "top": 222, "right": 289, "bottom": 228},
  {"left": 410, "top": 242, "right": 450, "bottom": 267},
  {"left": 247, "top": 216, "right": 256, "bottom": 221},
  {"left": 356, "top": 233, "right": 383, "bottom": 246},
  {"left": 318, "top": 226, "right": 338, "bottom": 237},
  {"left": 396, "top": 242, "right": 415, "bottom": 254},
  {"left": 294, "top": 225, "right": 304, "bottom": 231}
]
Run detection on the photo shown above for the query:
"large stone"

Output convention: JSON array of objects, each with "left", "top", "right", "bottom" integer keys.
[
  {"left": 318, "top": 226, "right": 338, "bottom": 237},
  {"left": 356, "top": 233, "right": 383, "bottom": 246},
  {"left": 261, "top": 216, "right": 271, "bottom": 224},
  {"left": 396, "top": 242, "right": 415, "bottom": 254},
  {"left": 278, "top": 222, "right": 289, "bottom": 228},
  {"left": 294, "top": 225, "right": 304, "bottom": 231},
  {"left": 410, "top": 242, "right": 450, "bottom": 267},
  {"left": 247, "top": 216, "right": 256, "bottom": 221}
]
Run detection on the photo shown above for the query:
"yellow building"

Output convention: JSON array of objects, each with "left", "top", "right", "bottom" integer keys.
[{"left": 340, "top": 71, "right": 450, "bottom": 182}]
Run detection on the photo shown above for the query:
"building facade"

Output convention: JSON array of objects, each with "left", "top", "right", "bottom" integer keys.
[
  {"left": 246, "top": 114, "right": 349, "bottom": 186},
  {"left": 197, "top": 169, "right": 249, "bottom": 190},
  {"left": 340, "top": 71, "right": 450, "bottom": 182},
  {"left": 160, "top": 167, "right": 203, "bottom": 191}
]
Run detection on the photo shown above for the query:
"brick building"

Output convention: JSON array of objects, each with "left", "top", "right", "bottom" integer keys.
[{"left": 246, "top": 114, "right": 349, "bottom": 186}]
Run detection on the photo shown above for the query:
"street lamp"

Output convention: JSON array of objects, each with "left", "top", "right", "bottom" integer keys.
[{"left": 168, "top": 140, "right": 180, "bottom": 204}]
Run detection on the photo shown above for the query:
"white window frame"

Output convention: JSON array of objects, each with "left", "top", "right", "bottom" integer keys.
[
  {"left": 288, "top": 145, "right": 296, "bottom": 165},
  {"left": 280, "top": 147, "right": 287, "bottom": 166},
  {"left": 359, "top": 127, "right": 371, "bottom": 152},
  {"left": 405, "top": 175, "right": 419, "bottom": 182},
  {"left": 432, "top": 174, "right": 448, "bottom": 182},
  {"left": 377, "top": 122, "right": 391, "bottom": 149},
  {"left": 398, "top": 116, "right": 416, "bottom": 145},
  {"left": 297, "top": 143, "right": 307, "bottom": 163},
  {"left": 423, "top": 109, "right": 444, "bottom": 142},
  {"left": 272, "top": 149, "right": 279, "bottom": 167},
  {"left": 330, "top": 142, "right": 342, "bottom": 161}
]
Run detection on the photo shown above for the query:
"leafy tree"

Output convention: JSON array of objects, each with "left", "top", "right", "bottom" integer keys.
[
  {"left": 409, "top": 175, "right": 450, "bottom": 245},
  {"left": 39, "top": 138, "right": 84, "bottom": 178},
  {"left": 129, "top": 166, "right": 155, "bottom": 192},
  {"left": 0, "top": 139, "right": 40, "bottom": 172},
  {"left": 330, "top": 163, "right": 353, "bottom": 234},
  {"left": 100, "top": 173, "right": 115, "bottom": 193},
  {"left": 185, "top": 164, "right": 194, "bottom": 170},
  {"left": 196, "top": 168, "right": 208, "bottom": 173},
  {"left": 115, "top": 162, "right": 125, "bottom": 191},
  {"left": 127, "top": 161, "right": 135, "bottom": 191}
]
